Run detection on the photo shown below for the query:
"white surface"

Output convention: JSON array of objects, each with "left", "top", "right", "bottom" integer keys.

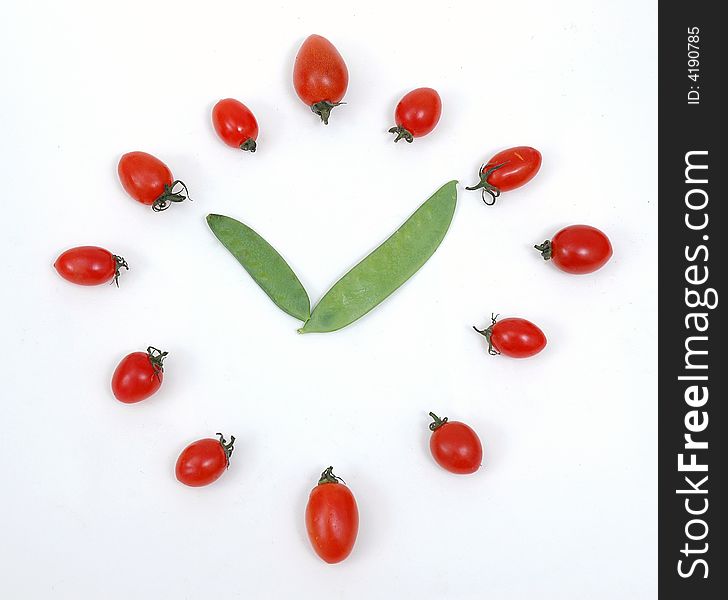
[{"left": 0, "top": 1, "right": 657, "bottom": 598}]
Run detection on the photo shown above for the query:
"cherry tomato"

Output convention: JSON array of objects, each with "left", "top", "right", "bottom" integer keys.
[
  {"left": 54, "top": 246, "right": 128, "bottom": 287},
  {"left": 474, "top": 314, "right": 546, "bottom": 358},
  {"left": 305, "top": 466, "right": 359, "bottom": 564},
  {"left": 293, "top": 34, "right": 348, "bottom": 124},
  {"left": 389, "top": 87, "right": 442, "bottom": 143},
  {"left": 212, "top": 98, "right": 259, "bottom": 152},
  {"left": 428, "top": 412, "right": 483, "bottom": 474},
  {"left": 117, "top": 151, "right": 190, "bottom": 212},
  {"left": 176, "top": 433, "right": 235, "bottom": 487},
  {"left": 111, "top": 346, "right": 167, "bottom": 403},
  {"left": 535, "top": 224, "right": 613, "bottom": 274},
  {"left": 466, "top": 146, "right": 542, "bottom": 205}
]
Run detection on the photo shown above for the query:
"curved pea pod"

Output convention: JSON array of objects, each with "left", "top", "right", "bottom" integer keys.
[
  {"left": 206, "top": 214, "right": 310, "bottom": 322},
  {"left": 299, "top": 180, "right": 457, "bottom": 333}
]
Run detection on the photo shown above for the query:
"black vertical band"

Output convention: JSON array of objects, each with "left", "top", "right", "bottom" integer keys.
[{"left": 658, "top": 3, "right": 725, "bottom": 598}]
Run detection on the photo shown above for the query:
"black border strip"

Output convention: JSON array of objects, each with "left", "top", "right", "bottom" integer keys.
[{"left": 658, "top": 3, "right": 724, "bottom": 598}]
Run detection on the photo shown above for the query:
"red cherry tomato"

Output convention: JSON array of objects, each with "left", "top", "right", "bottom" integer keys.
[
  {"left": 117, "top": 151, "right": 190, "bottom": 212},
  {"left": 466, "top": 146, "right": 542, "bottom": 205},
  {"left": 305, "top": 467, "right": 359, "bottom": 564},
  {"left": 428, "top": 412, "right": 483, "bottom": 474},
  {"left": 535, "top": 224, "right": 613, "bottom": 274},
  {"left": 54, "top": 246, "right": 128, "bottom": 287},
  {"left": 111, "top": 346, "right": 167, "bottom": 403},
  {"left": 293, "top": 34, "right": 349, "bottom": 124},
  {"left": 212, "top": 98, "right": 259, "bottom": 152},
  {"left": 389, "top": 87, "right": 442, "bottom": 143},
  {"left": 474, "top": 314, "right": 546, "bottom": 358},
  {"left": 176, "top": 434, "right": 235, "bottom": 487}
]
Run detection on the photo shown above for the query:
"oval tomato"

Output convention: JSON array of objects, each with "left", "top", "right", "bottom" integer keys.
[
  {"left": 389, "top": 87, "right": 442, "bottom": 143},
  {"left": 117, "top": 151, "right": 190, "bottom": 212},
  {"left": 111, "top": 346, "right": 167, "bottom": 403},
  {"left": 54, "top": 246, "right": 128, "bottom": 286},
  {"left": 474, "top": 314, "right": 546, "bottom": 358},
  {"left": 466, "top": 146, "right": 542, "bottom": 205},
  {"left": 293, "top": 34, "right": 348, "bottom": 124},
  {"left": 535, "top": 224, "right": 613, "bottom": 274},
  {"left": 176, "top": 434, "right": 235, "bottom": 487},
  {"left": 305, "top": 466, "right": 359, "bottom": 563},
  {"left": 212, "top": 98, "right": 259, "bottom": 152},
  {"left": 428, "top": 412, "right": 482, "bottom": 474}
]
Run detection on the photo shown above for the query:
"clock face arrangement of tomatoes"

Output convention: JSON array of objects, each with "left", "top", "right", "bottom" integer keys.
[{"left": 48, "top": 29, "right": 618, "bottom": 568}]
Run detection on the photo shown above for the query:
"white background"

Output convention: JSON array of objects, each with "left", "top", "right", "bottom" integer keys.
[{"left": 0, "top": 1, "right": 657, "bottom": 598}]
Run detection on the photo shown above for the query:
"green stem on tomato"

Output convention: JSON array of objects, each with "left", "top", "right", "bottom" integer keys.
[
  {"left": 146, "top": 346, "right": 168, "bottom": 380},
  {"left": 152, "top": 180, "right": 191, "bottom": 212},
  {"left": 472, "top": 313, "right": 500, "bottom": 355},
  {"left": 428, "top": 412, "right": 449, "bottom": 431},
  {"left": 318, "top": 466, "right": 344, "bottom": 485},
  {"left": 240, "top": 138, "right": 257, "bottom": 153},
  {"left": 465, "top": 163, "right": 507, "bottom": 205},
  {"left": 534, "top": 240, "right": 553, "bottom": 260},
  {"left": 216, "top": 433, "right": 236, "bottom": 465},
  {"left": 311, "top": 101, "right": 345, "bottom": 125},
  {"left": 388, "top": 126, "right": 414, "bottom": 143},
  {"left": 112, "top": 255, "right": 129, "bottom": 287}
]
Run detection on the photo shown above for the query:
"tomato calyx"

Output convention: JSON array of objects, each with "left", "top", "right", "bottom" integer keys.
[
  {"left": 465, "top": 163, "right": 507, "bottom": 206},
  {"left": 388, "top": 126, "right": 414, "bottom": 144},
  {"left": 152, "top": 180, "right": 191, "bottom": 212},
  {"left": 146, "top": 346, "right": 168, "bottom": 380},
  {"left": 428, "top": 412, "right": 449, "bottom": 431},
  {"left": 534, "top": 240, "right": 553, "bottom": 260},
  {"left": 240, "top": 138, "right": 257, "bottom": 153},
  {"left": 112, "top": 255, "right": 129, "bottom": 287},
  {"left": 472, "top": 313, "right": 501, "bottom": 356},
  {"left": 216, "top": 433, "right": 236, "bottom": 466},
  {"left": 318, "top": 465, "right": 345, "bottom": 485},
  {"left": 311, "top": 101, "right": 345, "bottom": 125}
]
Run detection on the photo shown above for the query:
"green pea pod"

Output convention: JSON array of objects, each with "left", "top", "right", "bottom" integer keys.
[
  {"left": 299, "top": 180, "right": 457, "bottom": 334},
  {"left": 206, "top": 214, "right": 310, "bottom": 322}
]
